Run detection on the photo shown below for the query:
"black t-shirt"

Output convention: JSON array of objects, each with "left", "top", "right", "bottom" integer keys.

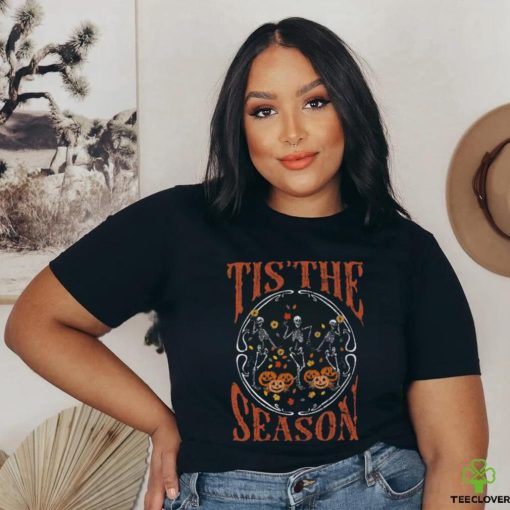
[{"left": 48, "top": 183, "right": 481, "bottom": 474}]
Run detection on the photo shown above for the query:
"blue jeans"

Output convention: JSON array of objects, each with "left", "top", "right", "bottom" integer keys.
[{"left": 163, "top": 441, "right": 426, "bottom": 509}]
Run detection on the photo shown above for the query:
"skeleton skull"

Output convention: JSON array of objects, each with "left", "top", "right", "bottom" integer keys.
[{"left": 293, "top": 316, "right": 302, "bottom": 327}]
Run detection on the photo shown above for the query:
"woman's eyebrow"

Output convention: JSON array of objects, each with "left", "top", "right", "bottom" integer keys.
[{"left": 244, "top": 78, "right": 323, "bottom": 104}]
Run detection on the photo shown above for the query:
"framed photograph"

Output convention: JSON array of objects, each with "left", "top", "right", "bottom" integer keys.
[{"left": 0, "top": 0, "right": 139, "bottom": 303}]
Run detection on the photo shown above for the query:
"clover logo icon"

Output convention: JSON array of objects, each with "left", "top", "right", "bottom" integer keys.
[{"left": 462, "top": 459, "right": 496, "bottom": 494}]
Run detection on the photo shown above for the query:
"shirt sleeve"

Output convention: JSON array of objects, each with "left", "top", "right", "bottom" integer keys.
[
  {"left": 48, "top": 190, "right": 169, "bottom": 329},
  {"left": 404, "top": 231, "right": 481, "bottom": 382}
]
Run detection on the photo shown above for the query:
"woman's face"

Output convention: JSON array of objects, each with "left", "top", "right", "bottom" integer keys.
[{"left": 243, "top": 45, "right": 345, "bottom": 205}]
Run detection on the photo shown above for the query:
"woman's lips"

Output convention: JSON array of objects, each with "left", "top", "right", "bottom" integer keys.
[{"left": 278, "top": 152, "right": 318, "bottom": 170}]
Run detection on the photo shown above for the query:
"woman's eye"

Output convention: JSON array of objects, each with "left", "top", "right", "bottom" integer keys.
[
  {"left": 304, "top": 97, "right": 330, "bottom": 109},
  {"left": 248, "top": 97, "right": 330, "bottom": 120},
  {"left": 250, "top": 107, "right": 275, "bottom": 119}
]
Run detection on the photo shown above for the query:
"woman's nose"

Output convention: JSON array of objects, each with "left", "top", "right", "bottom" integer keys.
[{"left": 279, "top": 112, "right": 307, "bottom": 146}]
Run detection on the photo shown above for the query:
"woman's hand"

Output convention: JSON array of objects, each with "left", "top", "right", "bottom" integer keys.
[{"left": 144, "top": 411, "right": 183, "bottom": 510}]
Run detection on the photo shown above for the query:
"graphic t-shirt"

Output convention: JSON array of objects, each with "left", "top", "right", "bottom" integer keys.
[{"left": 48, "top": 183, "right": 481, "bottom": 474}]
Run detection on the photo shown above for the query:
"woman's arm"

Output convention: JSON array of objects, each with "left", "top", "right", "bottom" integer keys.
[
  {"left": 407, "top": 375, "right": 489, "bottom": 510},
  {"left": 5, "top": 266, "right": 184, "bottom": 509},
  {"left": 4, "top": 265, "right": 174, "bottom": 436}
]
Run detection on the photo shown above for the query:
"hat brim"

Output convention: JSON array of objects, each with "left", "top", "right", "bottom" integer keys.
[{"left": 446, "top": 103, "right": 510, "bottom": 277}]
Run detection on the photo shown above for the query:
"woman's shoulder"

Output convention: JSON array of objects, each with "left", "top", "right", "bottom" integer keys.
[
  {"left": 141, "top": 182, "right": 205, "bottom": 210},
  {"left": 151, "top": 181, "right": 203, "bottom": 198},
  {"left": 389, "top": 213, "right": 442, "bottom": 269},
  {"left": 391, "top": 210, "right": 435, "bottom": 244}
]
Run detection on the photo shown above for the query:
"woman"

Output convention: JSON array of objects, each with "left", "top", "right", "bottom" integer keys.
[{"left": 4, "top": 17, "right": 488, "bottom": 510}]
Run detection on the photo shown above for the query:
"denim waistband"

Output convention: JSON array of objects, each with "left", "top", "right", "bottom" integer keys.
[{"left": 178, "top": 440, "right": 407, "bottom": 508}]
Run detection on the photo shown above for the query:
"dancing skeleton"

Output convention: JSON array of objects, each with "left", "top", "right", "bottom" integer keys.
[
  {"left": 283, "top": 315, "right": 312, "bottom": 390},
  {"left": 315, "top": 319, "right": 350, "bottom": 385},
  {"left": 247, "top": 316, "right": 278, "bottom": 389}
]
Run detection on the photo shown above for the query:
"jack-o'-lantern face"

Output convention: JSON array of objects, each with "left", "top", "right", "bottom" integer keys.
[
  {"left": 268, "top": 379, "right": 286, "bottom": 393},
  {"left": 278, "top": 372, "right": 294, "bottom": 386},
  {"left": 259, "top": 371, "right": 276, "bottom": 386},
  {"left": 313, "top": 375, "right": 331, "bottom": 389},
  {"left": 321, "top": 366, "right": 339, "bottom": 381},
  {"left": 303, "top": 369, "right": 320, "bottom": 384}
]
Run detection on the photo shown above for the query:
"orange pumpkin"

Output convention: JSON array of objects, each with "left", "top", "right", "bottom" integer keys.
[
  {"left": 268, "top": 379, "right": 286, "bottom": 393},
  {"left": 258, "top": 370, "right": 277, "bottom": 386},
  {"left": 313, "top": 374, "right": 331, "bottom": 389},
  {"left": 321, "top": 366, "right": 339, "bottom": 381},
  {"left": 303, "top": 369, "right": 320, "bottom": 384},
  {"left": 278, "top": 372, "right": 295, "bottom": 385}
]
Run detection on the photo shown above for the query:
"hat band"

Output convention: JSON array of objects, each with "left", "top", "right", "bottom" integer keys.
[{"left": 472, "top": 137, "right": 510, "bottom": 240}]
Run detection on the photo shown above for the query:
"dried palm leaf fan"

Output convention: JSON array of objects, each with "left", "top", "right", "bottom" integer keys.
[
  {"left": 0, "top": 403, "right": 150, "bottom": 510},
  {"left": 0, "top": 451, "right": 8, "bottom": 470}
]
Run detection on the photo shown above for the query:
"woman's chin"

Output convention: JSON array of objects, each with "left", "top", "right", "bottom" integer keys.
[{"left": 274, "top": 177, "right": 336, "bottom": 198}]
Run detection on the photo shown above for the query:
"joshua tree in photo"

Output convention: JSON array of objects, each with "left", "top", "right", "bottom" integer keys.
[
  {"left": 87, "top": 108, "right": 138, "bottom": 192},
  {"left": 46, "top": 95, "right": 84, "bottom": 174},
  {"left": 0, "top": 0, "right": 99, "bottom": 126}
]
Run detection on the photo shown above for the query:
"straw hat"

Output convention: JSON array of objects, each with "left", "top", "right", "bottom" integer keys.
[{"left": 446, "top": 103, "right": 510, "bottom": 277}]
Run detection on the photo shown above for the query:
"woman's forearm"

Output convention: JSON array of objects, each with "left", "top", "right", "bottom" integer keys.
[{"left": 5, "top": 320, "right": 173, "bottom": 435}]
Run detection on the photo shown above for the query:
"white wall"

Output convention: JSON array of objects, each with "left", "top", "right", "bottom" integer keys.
[{"left": 1, "top": 1, "right": 509, "bottom": 508}]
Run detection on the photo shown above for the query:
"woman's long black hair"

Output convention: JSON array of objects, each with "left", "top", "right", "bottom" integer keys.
[{"left": 202, "top": 17, "right": 411, "bottom": 229}]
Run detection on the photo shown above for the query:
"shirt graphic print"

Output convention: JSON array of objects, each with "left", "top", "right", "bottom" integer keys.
[{"left": 228, "top": 260, "right": 362, "bottom": 444}]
